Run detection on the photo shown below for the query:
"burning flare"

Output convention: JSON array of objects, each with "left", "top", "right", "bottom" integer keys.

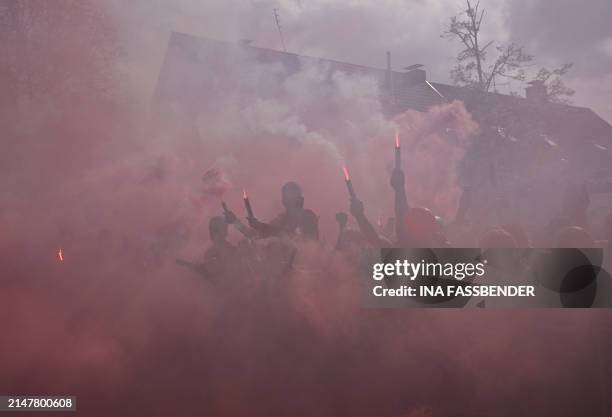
[
  {"left": 243, "top": 189, "right": 254, "bottom": 218},
  {"left": 342, "top": 166, "right": 350, "bottom": 181},
  {"left": 394, "top": 129, "right": 402, "bottom": 169},
  {"left": 342, "top": 166, "right": 357, "bottom": 199},
  {"left": 57, "top": 248, "right": 64, "bottom": 262}
]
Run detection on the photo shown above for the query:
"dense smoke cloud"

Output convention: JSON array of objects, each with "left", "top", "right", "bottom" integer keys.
[{"left": 2, "top": 1, "right": 612, "bottom": 417}]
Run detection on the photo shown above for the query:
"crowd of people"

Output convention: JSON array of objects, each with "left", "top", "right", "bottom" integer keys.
[{"left": 177, "top": 163, "right": 612, "bottom": 288}]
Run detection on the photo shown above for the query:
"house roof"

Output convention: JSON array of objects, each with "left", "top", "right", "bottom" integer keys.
[
  {"left": 153, "top": 32, "right": 447, "bottom": 112},
  {"left": 153, "top": 32, "right": 612, "bottom": 179}
]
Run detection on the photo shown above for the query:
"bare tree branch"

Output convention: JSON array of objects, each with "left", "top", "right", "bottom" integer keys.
[
  {"left": 443, "top": 0, "right": 547, "bottom": 95},
  {"left": 532, "top": 64, "right": 575, "bottom": 103}
]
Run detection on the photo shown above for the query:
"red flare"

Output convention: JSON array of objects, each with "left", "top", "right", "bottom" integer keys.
[
  {"left": 243, "top": 189, "right": 248, "bottom": 200},
  {"left": 395, "top": 129, "right": 400, "bottom": 148},
  {"left": 57, "top": 248, "right": 64, "bottom": 262},
  {"left": 342, "top": 166, "right": 350, "bottom": 181}
]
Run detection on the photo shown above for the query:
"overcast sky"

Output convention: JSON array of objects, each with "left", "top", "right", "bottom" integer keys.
[{"left": 108, "top": 0, "right": 612, "bottom": 122}]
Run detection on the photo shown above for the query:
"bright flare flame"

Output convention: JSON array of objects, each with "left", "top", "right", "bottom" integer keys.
[
  {"left": 243, "top": 189, "right": 248, "bottom": 199},
  {"left": 342, "top": 166, "right": 350, "bottom": 181},
  {"left": 57, "top": 248, "right": 64, "bottom": 262},
  {"left": 395, "top": 129, "right": 400, "bottom": 148}
]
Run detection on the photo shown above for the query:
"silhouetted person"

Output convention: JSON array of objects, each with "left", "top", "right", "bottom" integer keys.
[
  {"left": 223, "top": 207, "right": 256, "bottom": 239},
  {"left": 334, "top": 211, "right": 374, "bottom": 260},
  {"left": 207, "top": 215, "right": 237, "bottom": 252},
  {"left": 390, "top": 167, "right": 408, "bottom": 243},
  {"left": 389, "top": 167, "right": 448, "bottom": 247},
  {"left": 390, "top": 167, "right": 444, "bottom": 247},
  {"left": 348, "top": 197, "right": 389, "bottom": 247},
  {"left": 259, "top": 238, "right": 297, "bottom": 287},
  {"left": 248, "top": 182, "right": 319, "bottom": 240},
  {"left": 176, "top": 216, "right": 239, "bottom": 284},
  {"left": 336, "top": 209, "right": 386, "bottom": 249},
  {"left": 298, "top": 209, "right": 320, "bottom": 241}
]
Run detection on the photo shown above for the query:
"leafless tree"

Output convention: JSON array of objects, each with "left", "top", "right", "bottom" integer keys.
[
  {"left": 443, "top": 0, "right": 574, "bottom": 103},
  {"left": 442, "top": 0, "right": 533, "bottom": 92},
  {"left": 531, "top": 63, "right": 575, "bottom": 104}
]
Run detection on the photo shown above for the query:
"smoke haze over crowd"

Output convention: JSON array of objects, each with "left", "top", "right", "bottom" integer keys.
[{"left": 2, "top": 1, "right": 612, "bottom": 416}]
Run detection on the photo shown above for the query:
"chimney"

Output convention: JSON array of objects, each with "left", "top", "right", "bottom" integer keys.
[
  {"left": 526, "top": 80, "right": 548, "bottom": 103},
  {"left": 399, "top": 64, "right": 426, "bottom": 87},
  {"left": 403, "top": 68, "right": 426, "bottom": 85}
]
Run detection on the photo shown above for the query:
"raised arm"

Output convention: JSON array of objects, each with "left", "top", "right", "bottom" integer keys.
[
  {"left": 224, "top": 209, "right": 257, "bottom": 239},
  {"left": 246, "top": 216, "right": 283, "bottom": 239},
  {"left": 349, "top": 198, "right": 383, "bottom": 247},
  {"left": 390, "top": 168, "right": 408, "bottom": 243}
]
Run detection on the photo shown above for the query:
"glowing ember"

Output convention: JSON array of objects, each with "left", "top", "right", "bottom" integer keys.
[
  {"left": 57, "top": 248, "right": 64, "bottom": 262},
  {"left": 395, "top": 129, "right": 400, "bottom": 148},
  {"left": 342, "top": 166, "right": 350, "bottom": 181}
]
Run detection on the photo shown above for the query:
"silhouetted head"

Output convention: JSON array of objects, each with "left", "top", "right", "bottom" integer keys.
[
  {"left": 479, "top": 228, "right": 517, "bottom": 248},
  {"left": 281, "top": 181, "right": 304, "bottom": 210},
  {"left": 209, "top": 216, "right": 228, "bottom": 243}
]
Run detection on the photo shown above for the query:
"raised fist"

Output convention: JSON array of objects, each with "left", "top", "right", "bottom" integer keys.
[{"left": 335, "top": 212, "right": 348, "bottom": 228}]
